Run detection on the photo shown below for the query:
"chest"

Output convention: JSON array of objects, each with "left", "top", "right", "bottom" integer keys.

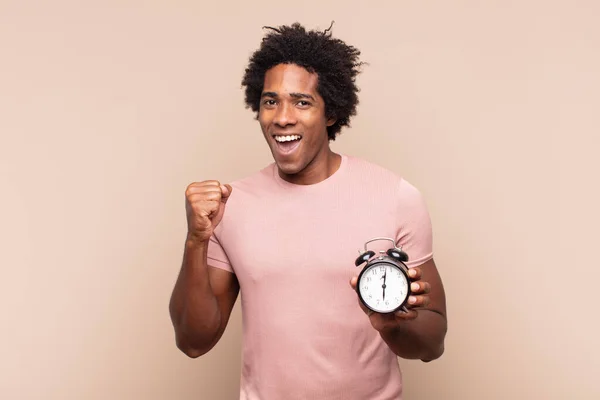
[{"left": 220, "top": 193, "right": 399, "bottom": 291}]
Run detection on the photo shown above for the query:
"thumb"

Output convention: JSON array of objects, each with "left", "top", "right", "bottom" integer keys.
[
  {"left": 211, "top": 184, "right": 232, "bottom": 227},
  {"left": 220, "top": 184, "right": 233, "bottom": 203},
  {"left": 349, "top": 276, "right": 358, "bottom": 290}
]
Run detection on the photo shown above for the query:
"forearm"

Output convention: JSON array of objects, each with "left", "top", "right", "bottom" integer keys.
[
  {"left": 380, "top": 309, "right": 447, "bottom": 361},
  {"left": 169, "top": 237, "right": 221, "bottom": 356}
]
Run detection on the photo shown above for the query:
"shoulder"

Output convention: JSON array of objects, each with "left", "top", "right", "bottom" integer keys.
[
  {"left": 227, "top": 162, "right": 277, "bottom": 198},
  {"left": 344, "top": 154, "right": 406, "bottom": 188},
  {"left": 345, "top": 154, "right": 426, "bottom": 203},
  {"left": 217, "top": 162, "right": 281, "bottom": 220},
  {"left": 212, "top": 163, "right": 276, "bottom": 235}
]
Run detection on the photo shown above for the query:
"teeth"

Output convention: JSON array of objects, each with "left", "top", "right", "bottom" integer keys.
[{"left": 274, "top": 135, "right": 301, "bottom": 142}]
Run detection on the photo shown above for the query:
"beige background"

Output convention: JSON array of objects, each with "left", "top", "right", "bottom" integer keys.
[{"left": 1, "top": 1, "right": 599, "bottom": 399}]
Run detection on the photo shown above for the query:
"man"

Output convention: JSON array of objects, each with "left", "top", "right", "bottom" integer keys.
[{"left": 169, "top": 22, "right": 447, "bottom": 399}]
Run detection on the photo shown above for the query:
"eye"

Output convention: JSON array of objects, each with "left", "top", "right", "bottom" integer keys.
[
  {"left": 262, "top": 99, "right": 277, "bottom": 107},
  {"left": 296, "top": 100, "right": 311, "bottom": 108}
]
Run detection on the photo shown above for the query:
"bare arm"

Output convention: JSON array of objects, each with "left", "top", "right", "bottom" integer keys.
[
  {"left": 351, "top": 258, "right": 447, "bottom": 362},
  {"left": 169, "top": 237, "right": 240, "bottom": 358},
  {"left": 169, "top": 180, "right": 239, "bottom": 358},
  {"left": 379, "top": 259, "right": 447, "bottom": 361}
]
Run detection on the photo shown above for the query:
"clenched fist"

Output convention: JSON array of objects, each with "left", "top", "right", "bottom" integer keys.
[{"left": 185, "top": 180, "right": 232, "bottom": 242}]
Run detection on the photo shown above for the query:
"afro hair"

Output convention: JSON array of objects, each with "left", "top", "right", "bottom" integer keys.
[{"left": 241, "top": 22, "right": 364, "bottom": 140}]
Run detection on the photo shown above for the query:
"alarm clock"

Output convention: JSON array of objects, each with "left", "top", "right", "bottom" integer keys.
[{"left": 354, "top": 237, "right": 412, "bottom": 314}]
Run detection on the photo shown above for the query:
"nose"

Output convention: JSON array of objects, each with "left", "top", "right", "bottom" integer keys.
[{"left": 273, "top": 102, "right": 297, "bottom": 127}]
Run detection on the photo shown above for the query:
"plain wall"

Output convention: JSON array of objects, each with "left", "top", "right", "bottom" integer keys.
[{"left": 1, "top": 1, "right": 599, "bottom": 399}]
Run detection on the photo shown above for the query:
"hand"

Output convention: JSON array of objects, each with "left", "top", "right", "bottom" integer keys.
[
  {"left": 185, "top": 180, "right": 232, "bottom": 242},
  {"left": 349, "top": 267, "right": 431, "bottom": 332}
]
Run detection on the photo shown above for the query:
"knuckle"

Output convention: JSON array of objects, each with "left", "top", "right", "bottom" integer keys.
[
  {"left": 203, "top": 180, "right": 221, "bottom": 188},
  {"left": 205, "top": 191, "right": 222, "bottom": 201},
  {"left": 201, "top": 190, "right": 220, "bottom": 201},
  {"left": 186, "top": 180, "right": 221, "bottom": 194},
  {"left": 185, "top": 185, "right": 196, "bottom": 197},
  {"left": 199, "top": 198, "right": 219, "bottom": 209},
  {"left": 190, "top": 190, "right": 221, "bottom": 202}
]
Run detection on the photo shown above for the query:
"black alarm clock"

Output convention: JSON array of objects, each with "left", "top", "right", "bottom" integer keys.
[{"left": 354, "top": 237, "right": 411, "bottom": 314}]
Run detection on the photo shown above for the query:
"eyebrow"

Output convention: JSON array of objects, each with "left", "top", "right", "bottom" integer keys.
[{"left": 261, "top": 91, "right": 316, "bottom": 101}]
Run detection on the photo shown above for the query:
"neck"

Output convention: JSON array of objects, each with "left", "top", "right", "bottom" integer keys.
[{"left": 279, "top": 148, "right": 342, "bottom": 185}]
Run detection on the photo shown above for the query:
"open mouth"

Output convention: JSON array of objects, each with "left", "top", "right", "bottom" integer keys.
[{"left": 272, "top": 134, "right": 302, "bottom": 155}]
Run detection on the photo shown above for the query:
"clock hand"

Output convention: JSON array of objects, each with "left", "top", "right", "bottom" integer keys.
[{"left": 382, "top": 268, "right": 387, "bottom": 300}]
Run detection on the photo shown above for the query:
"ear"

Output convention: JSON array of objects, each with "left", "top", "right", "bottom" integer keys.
[{"left": 326, "top": 117, "right": 337, "bottom": 127}]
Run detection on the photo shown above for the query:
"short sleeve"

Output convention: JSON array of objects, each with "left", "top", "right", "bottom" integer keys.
[
  {"left": 395, "top": 179, "right": 434, "bottom": 268},
  {"left": 207, "top": 233, "right": 234, "bottom": 273}
]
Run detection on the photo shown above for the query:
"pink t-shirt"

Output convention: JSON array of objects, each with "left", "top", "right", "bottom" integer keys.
[{"left": 208, "top": 154, "right": 433, "bottom": 400}]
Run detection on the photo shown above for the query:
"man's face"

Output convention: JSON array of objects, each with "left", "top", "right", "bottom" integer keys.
[{"left": 258, "top": 63, "right": 335, "bottom": 177}]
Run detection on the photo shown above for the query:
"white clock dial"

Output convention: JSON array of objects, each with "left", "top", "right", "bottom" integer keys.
[{"left": 358, "top": 262, "right": 409, "bottom": 313}]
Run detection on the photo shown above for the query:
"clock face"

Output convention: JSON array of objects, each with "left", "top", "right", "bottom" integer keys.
[{"left": 357, "top": 261, "right": 409, "bottom": 313}]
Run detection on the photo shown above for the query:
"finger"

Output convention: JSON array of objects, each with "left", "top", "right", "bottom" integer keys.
[
  {"left": 407, "top": 294, "right": 430, "bottom": 308},
  {"left": 410, "top": 281, "right": 431, "bottom": 295},
  {"left": 196, "top": 200, "right": 220, "bottom": 217},
  {"left": 408, "top": 267, "right": 421, "bottom": 281},
  {"left": 186, "top": 184, "right": 222, "bottom": 197},
  {"left": 220, "top": 184, "right": 233, "bottom": 203},
  {"left": 199, "top": 180, "right": 221, "bottom": 187},
  {"left": 187, "top": 180, "right": 220, "bottom": 190},
  {"left": 349, "top": 276, "right": 358, "bottom": 290},
  {"left": 394, "top": 309, "right": 418, "bottom": 320},
  {"left": 188, "top": 190, "right": 222, "bottom": 203}
]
